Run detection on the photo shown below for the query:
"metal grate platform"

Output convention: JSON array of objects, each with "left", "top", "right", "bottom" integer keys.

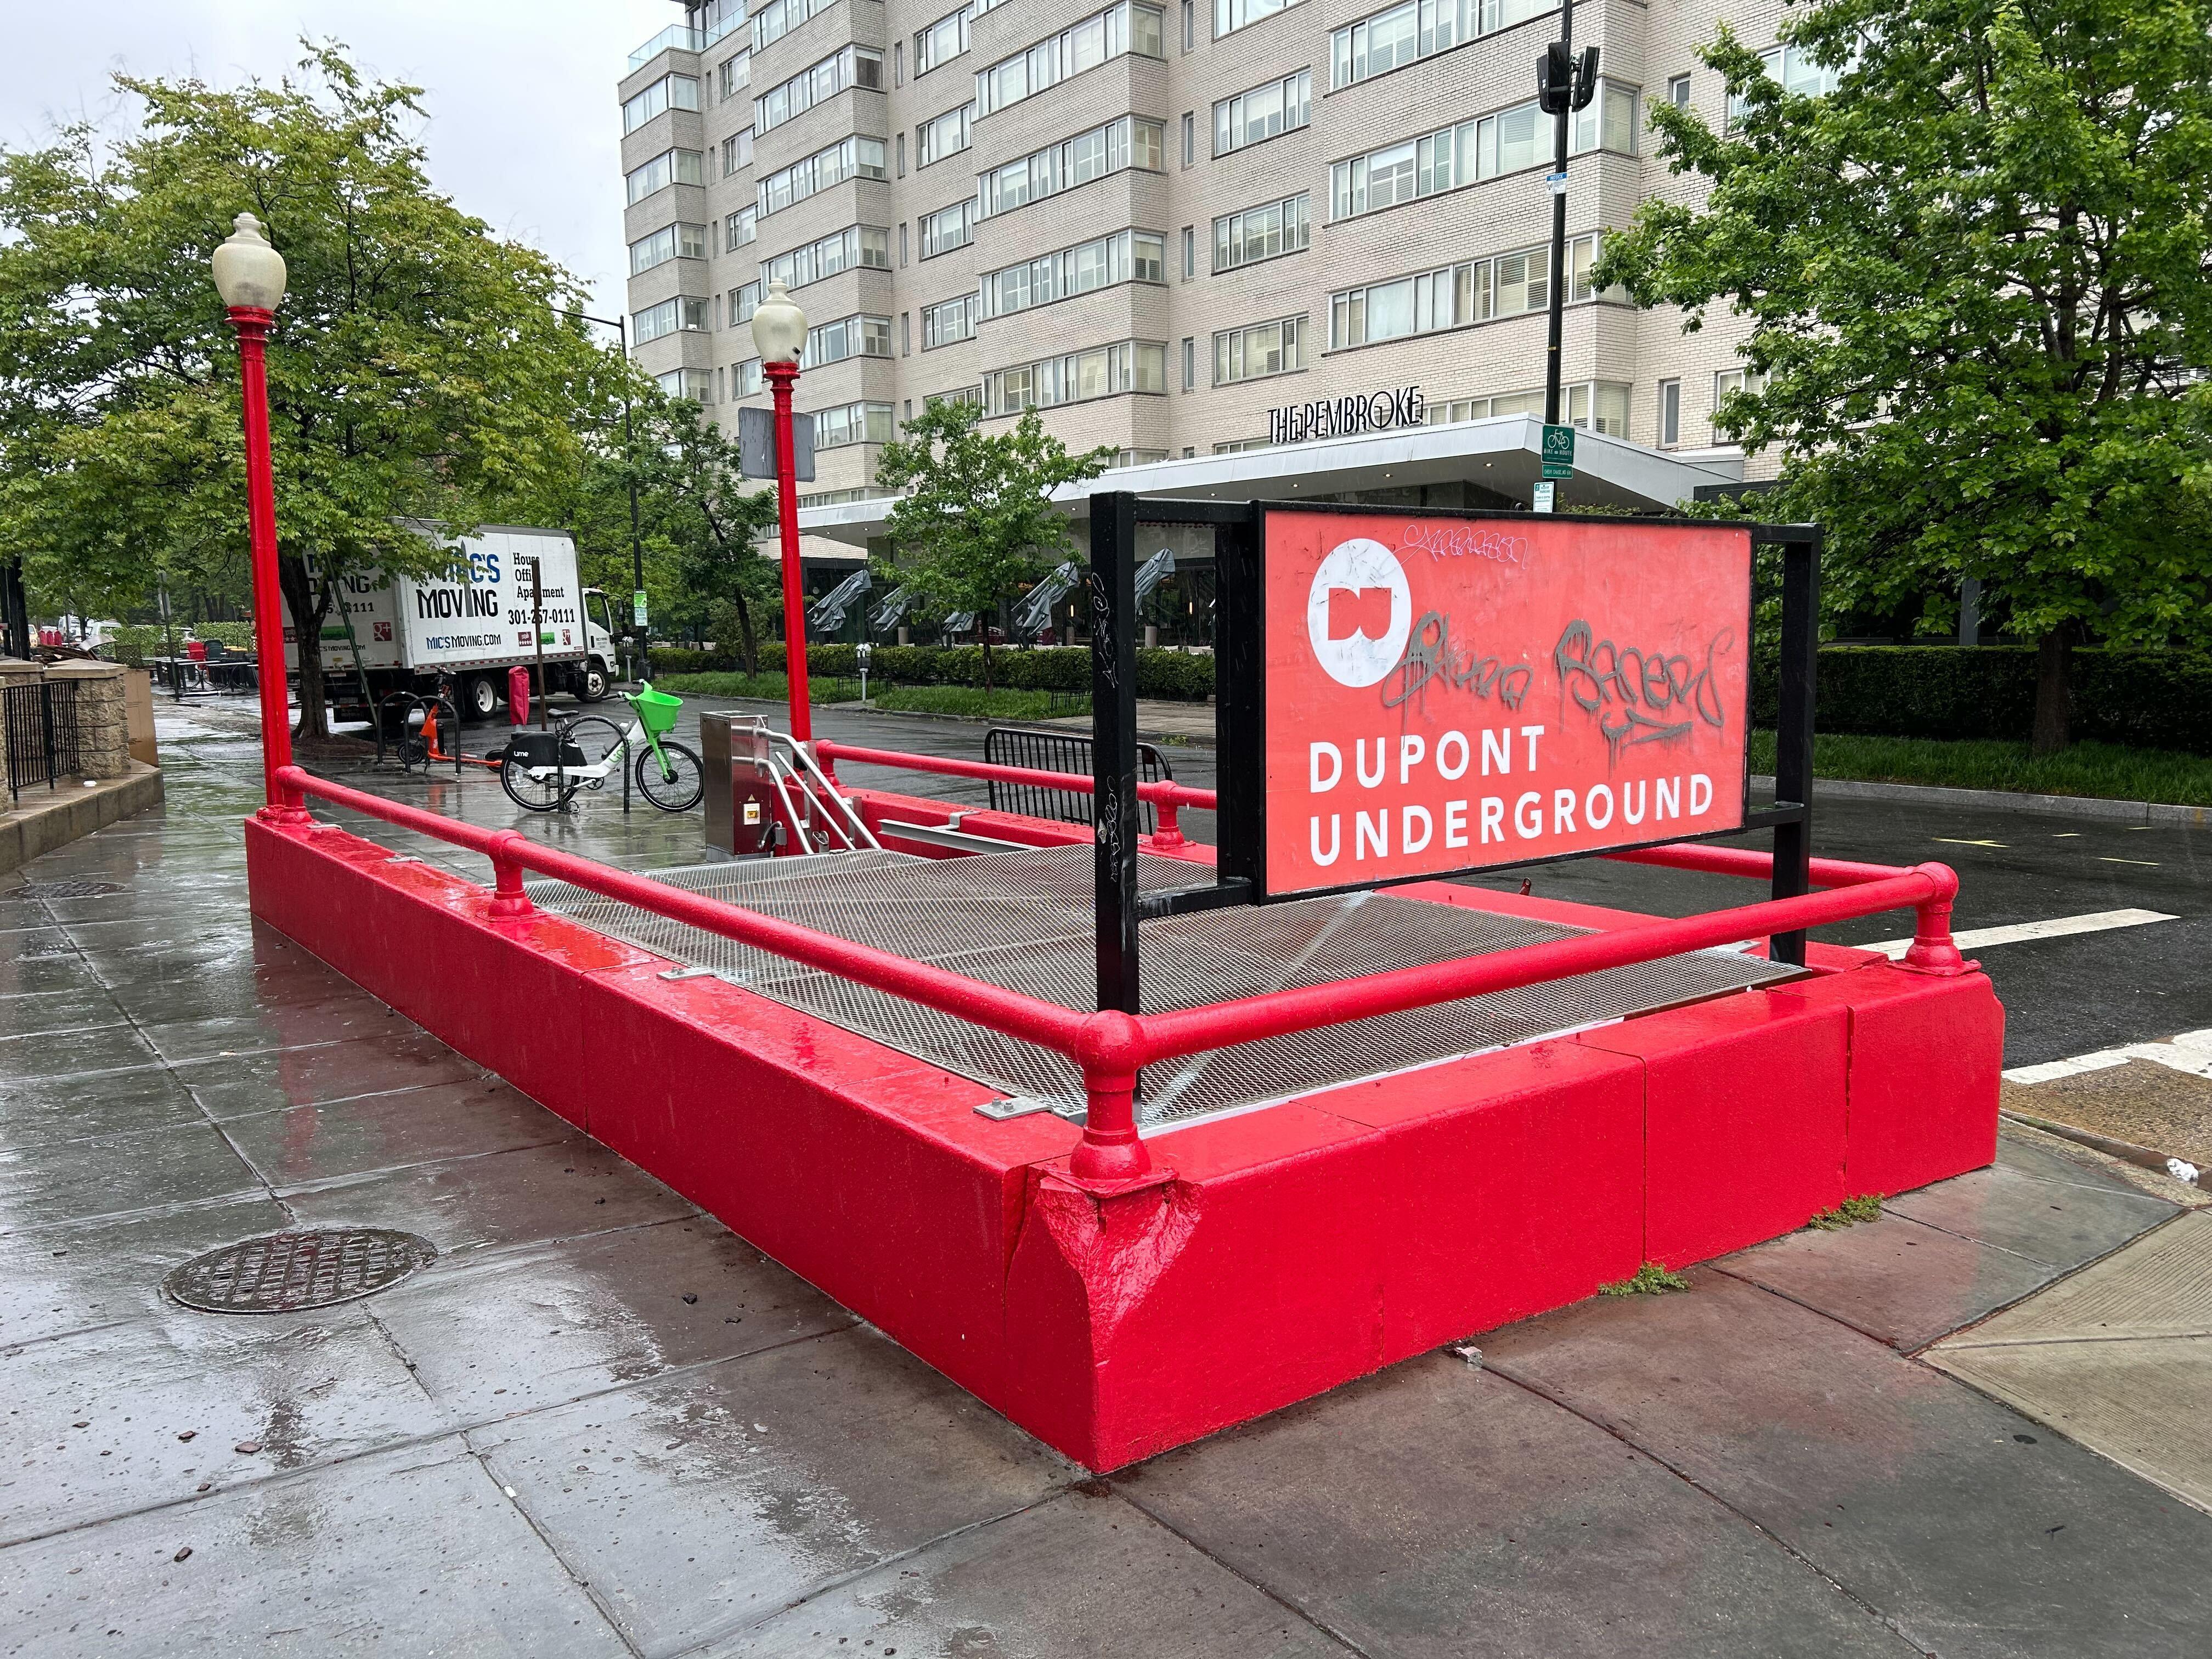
[{"left": 524, "top": 845, "right": 1798, "bottom": 1130}]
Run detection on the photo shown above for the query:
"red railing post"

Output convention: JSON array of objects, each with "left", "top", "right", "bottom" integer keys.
[
  {"left": 1070, "top": 1009, "right": 1154, "bottom": 1187},
  {"left": 487, "top": 830, "right": 534, "bottom": 919},
  {"left": 1150, "top": 789, "right": 1186, "bottom": 849},
  {"left": 1898, "top": 861, "right": 1968, "bottom": 976}
]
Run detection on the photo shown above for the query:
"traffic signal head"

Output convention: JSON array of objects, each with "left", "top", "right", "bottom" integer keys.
[
  {"left": 1572, "top": 45, "right": 1601, "bottom": 110},
  {"left": 1537, "top": 41, "right": 1572, "bottom": 114}
]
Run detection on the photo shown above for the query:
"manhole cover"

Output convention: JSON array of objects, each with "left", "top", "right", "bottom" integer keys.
[
  {"left": 163, "top": 1229, "right": 437, "bottom": 1314},
  {"left": 11, "top": 880, "right": 125, "bottom": 899}
]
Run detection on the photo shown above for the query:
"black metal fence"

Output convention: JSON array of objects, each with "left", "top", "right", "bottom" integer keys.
[
  {"left": 983, "top": 725, "right": 1171, "bottom": 834},
  {"left": 4, "top": 678, "right": 82, "bottom": 803}
]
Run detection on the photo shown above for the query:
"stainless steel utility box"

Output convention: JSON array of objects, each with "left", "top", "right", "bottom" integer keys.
[{"left": 699, "top": 712, "right": 778, "bottom": 856}]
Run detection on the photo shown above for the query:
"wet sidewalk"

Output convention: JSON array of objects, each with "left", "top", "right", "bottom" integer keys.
[{"left": 3, "top": 704, "right": 2210, "bottom": 1656}]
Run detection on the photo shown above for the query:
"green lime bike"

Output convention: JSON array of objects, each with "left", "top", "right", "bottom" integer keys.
[{"left": 498, "top": 682, "right": 703, "bottom": 814}]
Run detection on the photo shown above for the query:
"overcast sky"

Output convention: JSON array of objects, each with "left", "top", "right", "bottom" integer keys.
[{"left": 0, "top": 0, "right": 679, "bottom": 317}]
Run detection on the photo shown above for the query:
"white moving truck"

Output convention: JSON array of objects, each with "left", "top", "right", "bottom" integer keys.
[{"left": 292, "top": 524, "right": 620, "bottom": 724}]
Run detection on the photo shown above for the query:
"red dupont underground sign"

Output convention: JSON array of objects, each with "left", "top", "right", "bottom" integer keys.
[{"left": 1262, "top": 509, "right": 1753, "bottom": 896}]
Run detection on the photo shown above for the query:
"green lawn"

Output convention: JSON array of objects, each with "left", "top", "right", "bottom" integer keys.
[
  {"left": 653, "top": 672, "right": 1076, "bottom": 723},
  {"left": 1750, "top": 730, "right": 2212, "bottom": 806}
]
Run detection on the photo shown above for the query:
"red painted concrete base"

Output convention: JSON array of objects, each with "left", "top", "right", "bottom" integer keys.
[{"left": 245, "top": 815, "right": 2001, "bottom": 1471}]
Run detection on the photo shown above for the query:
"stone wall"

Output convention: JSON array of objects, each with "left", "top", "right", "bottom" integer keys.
[
  {"left": 44, "top": 663, "right": 131, "bottom": 779},
  {"left": 1, "top": 661, "right": 133, "bottom": 784}
]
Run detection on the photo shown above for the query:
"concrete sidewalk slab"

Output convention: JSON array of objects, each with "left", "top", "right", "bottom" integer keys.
[
  {"left": 1122, "top": 1353, "right": 1915, "bottom": 1659},
  {"left": 1931, "top": 1210, "right": 2212, "bottom": 1512},
  {"left": 1483, "top": 1268, "right": 2212, "bottom": 1659},
  {"left": 1719, "top": 1210, "right": 2056, "bottom": 1351},
  {"left": 0, "top": 1439, "right": 631, "bottom": 1657}
]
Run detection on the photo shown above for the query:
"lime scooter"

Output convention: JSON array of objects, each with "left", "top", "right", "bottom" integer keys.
[{"left": 498, "top": 681, "right": 703, "bottom": 814}]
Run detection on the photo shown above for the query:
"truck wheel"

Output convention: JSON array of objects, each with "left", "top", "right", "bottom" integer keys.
[
  {"left": 579, "top": 659, "right": 610, "bottom": 702},
  {"left": 461, "top": 674, "right": 500, "bottom": 723}
]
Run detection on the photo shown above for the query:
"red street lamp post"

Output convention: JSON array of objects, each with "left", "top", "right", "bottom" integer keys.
[
  {"left": 749, "top": 279, "right": 812, "bottom": 743},
  {"left": 212, "top": 212, "right": 307, "bottom": 822}
]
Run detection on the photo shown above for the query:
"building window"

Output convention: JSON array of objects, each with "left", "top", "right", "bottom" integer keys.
[
  {"left": 1214, "top": 0, "right": 1300, "bottom": 40},
  {"left": 1712, "top": 366, "right": 1768, "bottom": 434},
  {"left": 1213, "top": 314, "right": 1305, "bottom": 385},
  {"left": 1657, "top": 378, "right": 1680, "bottom": 447},
  {"left": 1213, "top": 192, "right": 1310, "bottom": 272},
  {"left": 757, "top": 135, "right": 888, "bottom": 217},
  {"left": 1572, "top": 81, "right": 1638, "bottom": 155},
  {"left": 812, "top": 400, "right": 897, "bottom": 448},
  {"left": 1327, "top": 232, "right": 1615, "bottom": 348},
  {"left": 977, "top": 116, "right": 1164, "bottom": 217},
  {"left": 1181, "top": 336, "right": 1195, "bottom": 390},
  {"left": 751, "top": 0, "right": 837, "bottom": 54},
  {"left": 721, "top": 128, "right": 754, "bottom": 176},
  {"left": 916, "top": 5, "right": 973, "bottom": 74},
  {"left": 917, "top": 102, "right": 974, "bottom": 166},
  {"left": 1329, "top": 90, "right": 1635, "bottom": 220},
  {"left": 1181, "top": 227, "right": 1194, "bottom": 278},
  {"left": 928, "top": 385, "right": 984, "bottom": 410},
  {"left": 726, "top": 206, "right": 757, "bottom": 250},
  {"left": 734, "top": 358, "right": 764, "bottom": 397},
  {"left": 1182, "top": 112, "right": 1195, "bottom": 167},
  {"left": 730, "top": 280, "right": 763, "bottom": 324},
  {"left": 918, "top": 198, "right": 975, "bottom": 256},
  {"left": 921, "top": 293, "right": 976, "bottom": 347},
  {"left": 629, "top": 222, "right": 708, "bottom": 274},
  {"left": 1212, "top": 68, "right": 1310, "bottom": 155},
  {"left": 982, "top": 340, "right": 1167, "bottom": 415},
  {"left": 979, "top": 229, "right": 1166, "bottom": 319},
  {"left": 1329, "top": 0, "right": 1545, "bottom": 91},
  {"left": 622, "top": 74, "right": 699, "bottom": 134},
  {"left": 1566, "top": 381, "right": 1632, "bottom": 435},
  {"left": 1667, "top": 72, "right": 1691, "bottom": 110},
  {"left": 755, "top": 44, "right": 884, "bottom": 135},
  {"left": 655, "top": 368, "right": 713, "bottom": 402},
  {"left": 975, "top": 3, "right": 1166, "bottom": 117},
  {"left": 634, "top": 295, "right": 710, "bottom": 343},
  {"left": 719, "top": 52, "right": 752, "bottom": 101},
  {"left": 625, "top": 148, "right": 704, "bottom": 205},
  {"left": 803, "top": 314, "right": 895, "bottom": 368},
  {"left": 1215, "top": 437, "right": 1271, "bottom": 452},
  {"left": 763, "top": 225, "right": 891, "bottom": 292},
  {"left": 1182, "top": 0, "right": 1195, "bottom": 49},
  {"left": 1731, "top": 44, "right": 1843, "bottom": 119}
]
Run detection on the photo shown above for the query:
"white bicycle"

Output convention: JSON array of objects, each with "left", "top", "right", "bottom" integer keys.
[{"left": 498, "top": 684, "right": 703, "bottom": 814}]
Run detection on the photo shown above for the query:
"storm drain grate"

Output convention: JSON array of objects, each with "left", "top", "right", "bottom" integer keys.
[
  {"left": 10, "top": 880, "right": 125, "bottom": 899},
  {"left": 163, "top": 1229, "right": 437, "bottom": 1313}
]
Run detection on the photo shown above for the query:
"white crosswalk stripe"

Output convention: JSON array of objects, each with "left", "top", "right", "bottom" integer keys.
[{"left": 1858, "top": 907, "right": 2177, "bottom": 961}]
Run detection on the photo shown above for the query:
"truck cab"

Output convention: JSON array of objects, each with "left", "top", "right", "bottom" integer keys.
[{"left": 579, "top": 588, "right": 618, "bottom": 701}]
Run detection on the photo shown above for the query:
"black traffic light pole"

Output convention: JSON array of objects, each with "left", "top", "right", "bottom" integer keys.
[{"left": 1539, "top": 0, "right": 1598, "bottom": 426}]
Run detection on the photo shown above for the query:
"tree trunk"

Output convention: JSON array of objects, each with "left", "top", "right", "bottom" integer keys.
[
  {"left": 2030, "top": 626, "right": 2074, "bottom": 756},
  {"left": 276, "top": 554, "right": 329, "bottom": 744},
  {"left": 733, "top": 589, "right": 759, "bottom": 675},
  {"left": 980, "top": 629, "right": 993, "bottom": 695}
]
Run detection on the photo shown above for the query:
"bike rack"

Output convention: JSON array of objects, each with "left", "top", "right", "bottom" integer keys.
[{"left": 764, "top": 732, "right": 881, "bottom": 855}]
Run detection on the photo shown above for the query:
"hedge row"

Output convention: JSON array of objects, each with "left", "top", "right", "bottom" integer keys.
[
  {"left": 1751, "top": 646, "right": 2212, "bottom": 754},
  {"left": 650, "top": 642, "right": 1217, "bottom": 702},
  {"left": 650, "top": 641, "right": 2211, "bottom": 747}
]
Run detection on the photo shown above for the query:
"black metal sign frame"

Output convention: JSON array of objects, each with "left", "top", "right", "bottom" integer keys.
[{"left": 1087, "top": 493, "right": 1821, "bottom": 1018}]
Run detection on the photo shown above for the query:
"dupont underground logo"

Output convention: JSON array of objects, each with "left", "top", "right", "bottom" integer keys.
[{"left": 1305, "top": 538, "right": 1412, "bottom": 688}]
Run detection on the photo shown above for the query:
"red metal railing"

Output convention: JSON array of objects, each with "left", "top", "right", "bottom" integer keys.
[
  {"left": 273, "top": 762, "right": 1963, "bottom": 1190},
  {"left": 815, "top": 740, "right": 1216, "bottom": 848}
]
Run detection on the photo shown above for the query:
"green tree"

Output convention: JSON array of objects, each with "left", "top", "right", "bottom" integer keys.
[
  {"left": 543, "top": 387, "right": 778, "bottom": 670},
  {"left": 872, "top": 399, "right": 1111, "bottom": 689},
  {"left": 1599, "top": 0, "right": 2212, "bottom": 751},
  {"left": 0, "top": 45, "right": 610, "bottom": 738}
]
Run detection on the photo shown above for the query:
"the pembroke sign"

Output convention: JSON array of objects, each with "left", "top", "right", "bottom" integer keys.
[{"left": 1269, "top": 385, "right": 1425, "bottom": 446}]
